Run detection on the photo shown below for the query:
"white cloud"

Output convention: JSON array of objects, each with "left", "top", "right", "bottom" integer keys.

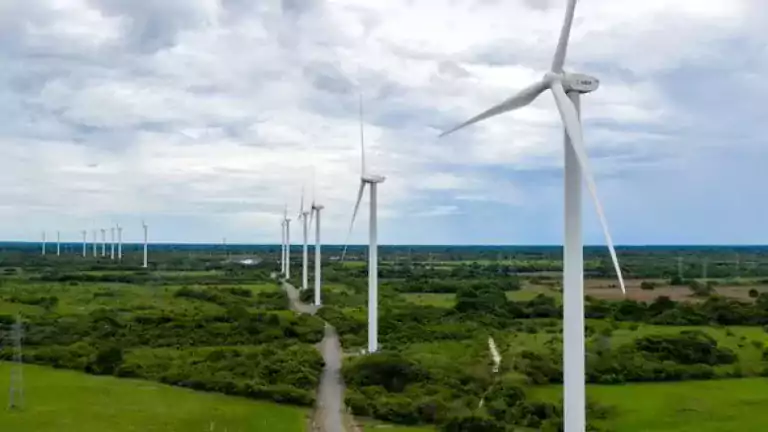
[{"left": 0, "top": 0, "right": 766, "bottom": 243}]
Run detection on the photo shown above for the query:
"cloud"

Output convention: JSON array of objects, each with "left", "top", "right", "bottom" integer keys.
[{"left": 0, "top": 0, "right": 766, "bottom": 244}]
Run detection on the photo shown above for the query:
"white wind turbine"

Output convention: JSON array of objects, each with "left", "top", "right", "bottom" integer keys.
[
  {"left": 298, "top": 188, "right": 310, "bottom": 291},
  {"left": 100, "top": 228, "right": 106, "bottom": 257},
  {"left": 41, "top": 231, "right": 46, "bottom": 256},
  {"left": 110, "top": 226, "right": 115, "bottom": 260},
  {"left": 56, "top": 230, "right": 61, "bottom": 256},
  {"left": 439, "top": 0, "right": 626, "bottom": 429},
  {"left": 283, "top": 206, "right": 291, "bottom": 279},
  {"left": 280, "top": 216, "right": 286, "bottom": 275},
  {"left": 341, "top": 94, "right": 385, "bottom": 354},
  {"left": 142, "top": 220, "right": 148, "bottom": 268},
  {"left": 117, "top": 224, "right": 123, "bottom": 261},
  {"left": 309, "top": 181, "right": 324, "bottom": 307},
  {"left": 81, "top": 230, "right": 87, "bottom": 258}
]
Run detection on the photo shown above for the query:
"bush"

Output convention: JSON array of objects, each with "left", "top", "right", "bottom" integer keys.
[
  {"left": 749, "top": 289, "right": 759, "bottom": 298},
  {"left": 640, "top": 281, "right": 656, "bottom": 291}
]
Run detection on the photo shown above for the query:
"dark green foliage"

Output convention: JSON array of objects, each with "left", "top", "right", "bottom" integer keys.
[
  {"left": 87, "top": 345, "right": 124, "bottom": 375},
  {"left": 749, "top": 289, "right": 759, "bottom": 298},
  {"left": 640, "top": 281, "right": 656, "bottom": 291},
  {"left": 633, "top": 330, "right": 737, "bottom": 365},
  {"left": 343, "top": 352, "right": 429, "bottom": 392},
  {"left": 440, "top": 414, "right": 505, "bottom": 432}
]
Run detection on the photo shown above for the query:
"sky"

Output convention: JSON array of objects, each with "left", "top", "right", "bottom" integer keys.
[{"left": 1, "top": 0, "right": 767, "bottom": 245}]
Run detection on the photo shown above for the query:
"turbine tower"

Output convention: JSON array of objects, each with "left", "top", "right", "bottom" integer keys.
[
  {"left": 41, "top": 231, "right": 46, "bottom": 256},
  {"left": 117, "top": 224, "right": 123, "bottom": 261},
  {"left": 298, "top": 189, "right": 310, "bottom": 291},
  {"left": 110, "top": 227, "right": 115, "bottom": 260},
  {"left": 341, "top": 93, "right": 385, "bottom": 354},
  {"left": 56, "top": 231, "right": 61, "bottom": 256},
  {"left": 92, "top": 229, "right": 97, "bottom": 257},
  {"left": 280, "top": 218, "right": 286, "bottom": 275},
  {"left": 142, "top": 220, "right": 148, "bottom": 269},
  {"left": 311, "top": 200, "right": 324, "bottom": 306},
  {"left": 284, "top": 207, "right": 291, "bottom": 280},
  {"left": 100, "top": 228, "right": 106, "bottom": 256},
  {"left": 81, "top": 230, "right": 87, "bottom": 258},
  {"left": 438, "top": 1, "right": 625, "bottom": 429}
]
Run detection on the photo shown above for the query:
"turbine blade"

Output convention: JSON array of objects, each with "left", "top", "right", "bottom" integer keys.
[
  {"left": 439, "top": 79, "right": 548, "bottom": 137},
  {"left": 340, "top": 181, "right": 366, "bottom": 263},
  {"left": 551, "top": 0, "right": 578, "bottom": 72},
  {"left": 308, "top": 207, "right": 315, "bottom": 233},
  {"left": 359, "top": 93, "right": 366, "bottom": 175},
  {"left": 550, "top": 80, "right": 626, "bottom": 294},
  {"left": 298, "top": 186, "right": 305, "bottom": 218}
]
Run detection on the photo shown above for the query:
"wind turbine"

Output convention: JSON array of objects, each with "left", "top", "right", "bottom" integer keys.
[
  {"left": 41, "top": 231, "right": 46, "bottom": 256},
  {"left": 56, "top": 231, "right": 60, "bottom": 256},
  {"left": 341, "top": 94, "right": 385, "bottom": 354},
  {"left": 117, "top": 224, "right": 123, "bottom": 261},
  {"left": 280, "top": 218, "right": 286, "bottom": 275},
  {"left": 142, "top": 220, "right": 148, "bottom": 268},
  {"left": 100, "top": 228, "right": 106, "bottom": 257},
  {"left": 283, "top": 207, "right": 291, "bottom": 280},
  {"left": 309, "top": 183, "right": 324, "bottom": 307},
  {"left": 92, "top": 229, "right": 97, "bottom": 257},
  {"left": 298, "top": 189, "right": 310, "bottom": 290},
  {"left": 438, "top": 0, "right": 626, "bottom": 429},
  {"left": 110, "top": 227, "right": 115, "bottom": 260},
  {"left": 81, "top": 230, "right": 87, "bottom": 258}
]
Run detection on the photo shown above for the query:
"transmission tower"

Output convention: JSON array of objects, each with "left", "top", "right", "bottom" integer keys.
[{"left": 8, "top": 314, "right": 24, "bottom": 410}]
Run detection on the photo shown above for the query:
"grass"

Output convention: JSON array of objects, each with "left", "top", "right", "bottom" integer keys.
[
  {"left": 530, "top": 378, "right": 768, "bottom": 431},
  {"left": 0, "top": 362, "right": 307, "bottom": 432}
]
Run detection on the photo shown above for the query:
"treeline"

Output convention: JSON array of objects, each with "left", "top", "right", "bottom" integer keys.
[
  {"left": 342, "top": 352, "right": 571, "bottom": 431},
  {"left": 2, "top": 343, "right": 323, "bottom": 406}
]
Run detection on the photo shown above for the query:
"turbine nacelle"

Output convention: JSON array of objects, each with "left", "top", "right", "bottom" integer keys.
[
  {"left": 362, "top": 174, "right": 386, "bottom": 184},
  {"left": 543, "top": 71, "right": 599, "bottom": 94},
  {"left": 562, "top": 72, "right": 599, "bottom": 94}
]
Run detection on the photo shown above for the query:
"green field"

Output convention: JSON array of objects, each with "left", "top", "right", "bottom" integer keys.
[
  {"left": 0, "top": 363, "right": 307, "bottom": 432},
  {"left": 531, "top": 378, "right": 768, "bottom": 431}
]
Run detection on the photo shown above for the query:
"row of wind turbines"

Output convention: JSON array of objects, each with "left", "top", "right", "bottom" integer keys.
[
  {"left": 281, "top": 1, "right": 626, "bottom": 430},
  {"left": 279, "top": 94, "right": 384, "bottom": 353},
  {"left": 40, "top": 221, "right": 150, "bottom": 268}
]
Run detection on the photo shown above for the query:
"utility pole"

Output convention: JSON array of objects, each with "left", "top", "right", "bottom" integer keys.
[{"left": 8, "top": 314, "right": 24, "bottom": 410}]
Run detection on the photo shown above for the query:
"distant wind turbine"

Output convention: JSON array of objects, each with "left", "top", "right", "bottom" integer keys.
[
  {"left": 41, "top": 231, "right": 46, "bottom": 256},
  {"left": 82, "top": 230, "right": 87, "bottom": 258},
  {"left": 280, "top": 217, "right": 286, "bottom": 275},
  {"left": 100, "top": 228, "right": 106, "bottom": 257},
  {"left": 341, "top": 93, "right": 385, "bottom": 354},
  {"left": 309, "top": 178, "right": 324, "bottom": 307},
  {"left": 298, "top": 188, "right": 310, "bottom": 291},
  {"left": 110, "top": 227, "right": 115, "bottom": 260},
  {"left": 438, "top": 0, "right": 625, "bottom": 429},
  {"left": 283, "top": 206, "right": 291, "bottom": 280},
  {"left": 142, "top": 220, "right": 148, "bottom": 268},
  {"left": 92, "top": 229, "right": 97, "bottom": 257},
  {"left": 117, "top": 224, "right": 123, "bottom": 261},
  {"left": 56, "top": 230, "right": 60, "bottom": 256}
]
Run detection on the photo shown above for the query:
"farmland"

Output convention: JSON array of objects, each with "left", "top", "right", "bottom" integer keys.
[
  {"left": 3, "top": 244, "right": 768, "bottom": 430},
  {"left": 0, "top": 363, "right": 307, "bottom": 432}
]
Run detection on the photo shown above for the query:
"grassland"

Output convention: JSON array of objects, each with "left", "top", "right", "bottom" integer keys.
[
  {"left": 530, "top": 378, "right": 768, "bottom": 431},
  {"left": 0, "top": 363, "right": 307, "bottom": 432}
]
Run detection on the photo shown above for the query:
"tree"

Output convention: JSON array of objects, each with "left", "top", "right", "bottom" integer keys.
[
  {"left": 640, "top": 281, "right": 656, "bottom": 291},
  {"left": 749, "top": 289, "right": 759, "bottom": 298}
]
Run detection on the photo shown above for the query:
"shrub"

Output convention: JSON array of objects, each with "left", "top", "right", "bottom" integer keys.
[{"left": 640, "top": 281, "right": 656, "bottom": 291}]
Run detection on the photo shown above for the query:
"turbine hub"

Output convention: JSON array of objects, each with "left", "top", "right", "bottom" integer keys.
[{"left": 562, "top": 72, "right": 599, "bottom": 94}]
